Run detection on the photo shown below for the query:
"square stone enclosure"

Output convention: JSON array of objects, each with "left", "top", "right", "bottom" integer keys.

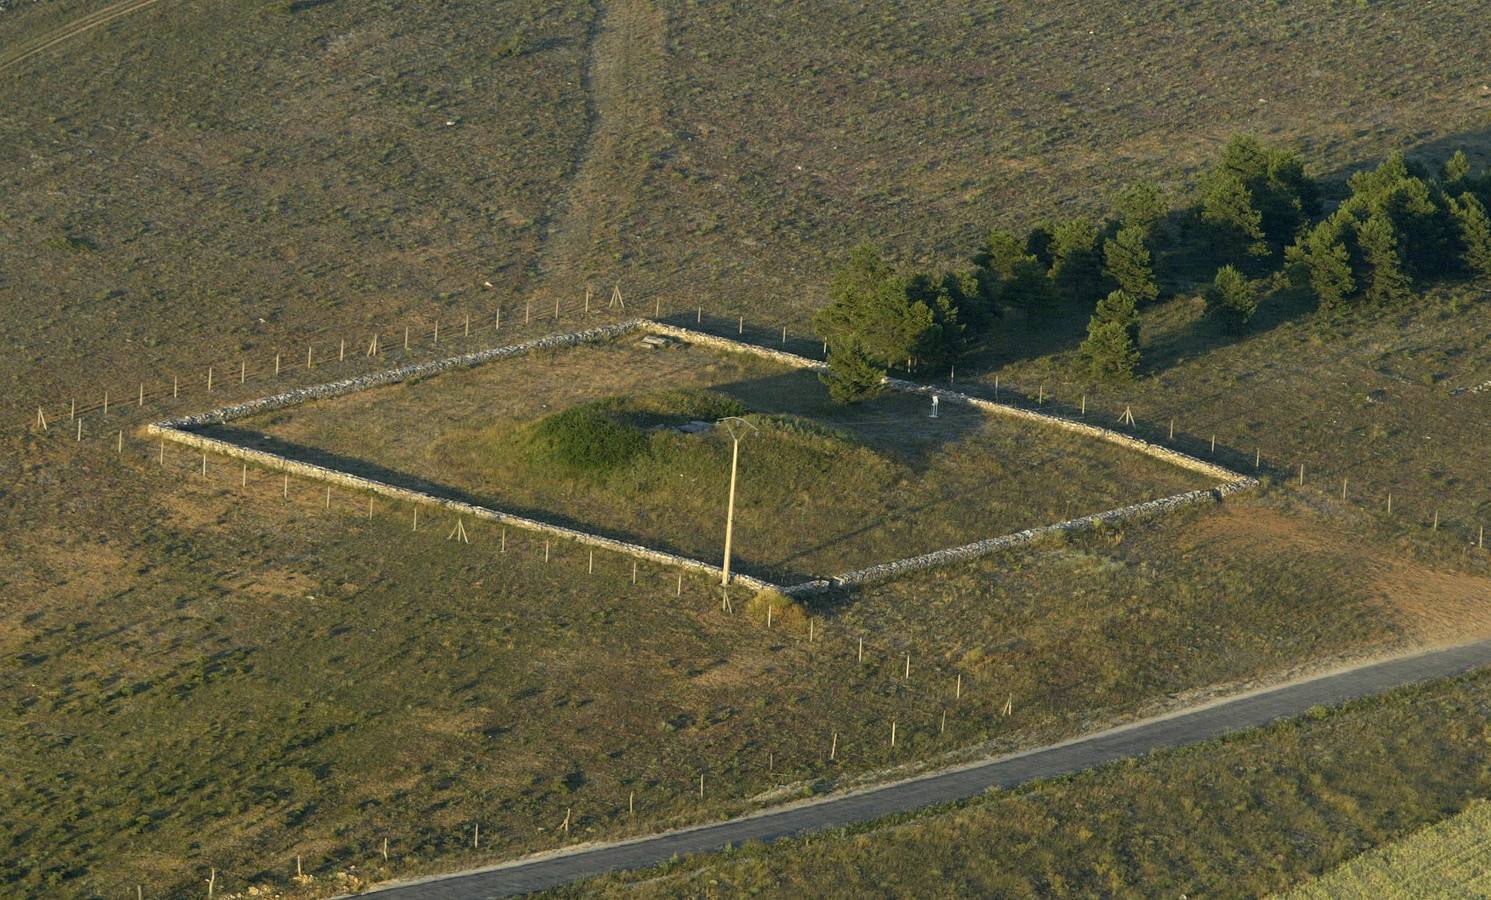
[{"left": 150, "top": 320, "right": 1254, "bottom": 596}]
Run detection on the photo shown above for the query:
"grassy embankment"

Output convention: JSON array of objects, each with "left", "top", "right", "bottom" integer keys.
[{"left": 1286, "top": 799, "right": 1491, "bottom": 898}]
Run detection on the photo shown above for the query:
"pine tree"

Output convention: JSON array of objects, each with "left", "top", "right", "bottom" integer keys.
[
  {"left": 1286, "top": 215, "right": 1356, "bottom": 314},
  {"left": 1081, "top": 289, "right": 1141, "bottom": 381},
  {"left": 1204, "top": 265, "right": 1258, "bottom": 334},
  {"left": 1342, "top": 153, "right": 1448, "bottom": 278},
  {"left": 1443, "top": 150, "right": 1472, "bottom": 191},
  {"left": 1093, "top": 289, "right": 1140, "bottom": 345},
  {"left": 823, "top": 342, "right": 888, "bottom": 402},
  {"left": 985, "top": 228, "right": 1026, "bottom": 278},
  {"left": 1102, "top": 226, "right": 1158, "bottom": 304},
  {"left": 1357, "top": 214, "right": 1413, "bottom": 304},
  {"left": 1199, "top": 172, "right": 1266, "bottom": 256},
  {"left": 1448, "top": 192, "right": 1491, "bottom": 277},
  {"left": 821, "top": 342, "right": 887, "bottom": 404},
  {"left": 1080, "top": 318, "right": 1139, "bottom": 382},
  {"left": 1002, "top": 255, "right": 1058, "bottom": 317},
  {"left": 1204, "top": 135, "right": 1319, "bottom": 251},
  {"left": 814, "top": 245, "right": 931, "bottom": 367},
  {"left": 1024, "top": 222, "right": 1056, "bottom": 268},
  {"left": 1112, "top": 181, "right": 1167, "bottom": 236},
  {"left": 1048, "top": 218, "right": 1104, "bottom": 303}
]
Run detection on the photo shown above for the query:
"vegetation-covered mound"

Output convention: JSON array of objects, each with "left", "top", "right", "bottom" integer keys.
[{"left": 522, "top": 389, "right": 748, "bottom": 476}]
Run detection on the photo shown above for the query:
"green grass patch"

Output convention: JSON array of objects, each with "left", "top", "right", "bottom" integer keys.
[{"left": 528, "top": 405, "right": 651, "bottom": 476}]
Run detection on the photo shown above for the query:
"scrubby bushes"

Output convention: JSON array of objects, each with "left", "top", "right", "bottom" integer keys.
[{"left": 745, "top": 588, "right": 809, "bottom": 630}]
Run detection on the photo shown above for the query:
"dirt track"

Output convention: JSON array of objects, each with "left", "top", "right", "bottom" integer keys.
[{"left": 0, "top": 0, "right": 163, "bottom": 74}]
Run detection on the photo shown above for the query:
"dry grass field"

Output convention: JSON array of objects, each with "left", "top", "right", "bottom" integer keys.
[
  {"left": 965, "top": 279, "right": 1491, "bottom": 545},
  {"left": 563, "top": 0, "right": 1491, "bottom": 322},
  {"left": 3, "top": 0, "right": 1489, "bottom": 424},
  {"left": 7, "top": 423, "right": 1470, "bottom": 896},
  {"left": 4, "top": 0, "right": 1491, "bottom": 896},
  {"left": 0, "top": 0, "right": 599, "bottom": 417},
  {"left": 1286, "top": 799, "right": 1491, "bottom": 899}
]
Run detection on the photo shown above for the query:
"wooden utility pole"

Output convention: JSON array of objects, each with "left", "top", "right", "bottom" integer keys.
[{"left": 719, "top": 417, "right": 758, "bottom": 588}]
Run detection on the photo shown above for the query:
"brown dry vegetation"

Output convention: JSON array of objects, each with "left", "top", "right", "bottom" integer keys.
[
  {"left": 5, "top": 424, "right": 1476, "bottom": 897},
  {"left": 974, "top": 280, "right": 1491, "bottom": 546}
]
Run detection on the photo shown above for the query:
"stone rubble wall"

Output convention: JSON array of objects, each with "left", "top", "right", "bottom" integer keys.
[
  {"left": 160, "top": 320, "right": 650, "bottom": 429},
  {"left": 643, "top": 322, "right": 831, "bottom": 373},
  {"left": 151, "top": 318, "right": 1256, "bottom": 596},
  {"left": 778, "top": 481, "right": 1256, "bottom": 597},
  {"left": 146, "top": 420, "right": 779, "bottom": 594}
]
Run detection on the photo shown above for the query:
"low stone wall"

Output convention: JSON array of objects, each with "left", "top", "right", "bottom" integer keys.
[
  {"left": 886, "top": 379, "right": 1242, "bottom": 483},
  {"left": 160, "top": 320, "right": 649, "bottom": 429},
  {"left": 152, "top": 317, "right": 1257, "bottom": 597},
  {"left": 147, "top": 420, "right": 779, "bottom": 594},
  {"left": 643, "top": 322, "right": 830, "bottom": 373},
  {"left": 778, "top": 480, "right": 1256, "bottom": 597}
]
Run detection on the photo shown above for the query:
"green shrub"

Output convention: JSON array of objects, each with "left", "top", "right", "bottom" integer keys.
[
  {"left": 528, "top": 406, "right": 648, "bottom": 475},
  {"left": 745, "top": 588, "right": 809, "bottom": 630},
  {"left": 496, "top": 30, "right": 528, "bottom": 58}
]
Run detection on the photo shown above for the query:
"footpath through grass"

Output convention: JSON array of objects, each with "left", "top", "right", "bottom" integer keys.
[
  {"left": 0, "top": 0, "right": 597, "bottom": 418},
  {"left": 561, "top": 0, "right": 1491, "bottom": 325},
  {"left": 559, "top": 667, "right": 1491, "bottom": 898}
]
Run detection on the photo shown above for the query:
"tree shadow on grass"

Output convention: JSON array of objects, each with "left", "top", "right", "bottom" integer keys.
[{"left": 704, "top": 368, "right": 987, "bottom": 474}]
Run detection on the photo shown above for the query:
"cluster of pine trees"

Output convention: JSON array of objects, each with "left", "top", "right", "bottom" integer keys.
[
  {"left": 814, "top": 137, "right": 1491, "bottom": 402},
  {"left": 1286, "top": 150, "right": 1491, "bottom": 311},
  {"left": 812, "top": 245, "right": 988, "bottom": 402}
]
